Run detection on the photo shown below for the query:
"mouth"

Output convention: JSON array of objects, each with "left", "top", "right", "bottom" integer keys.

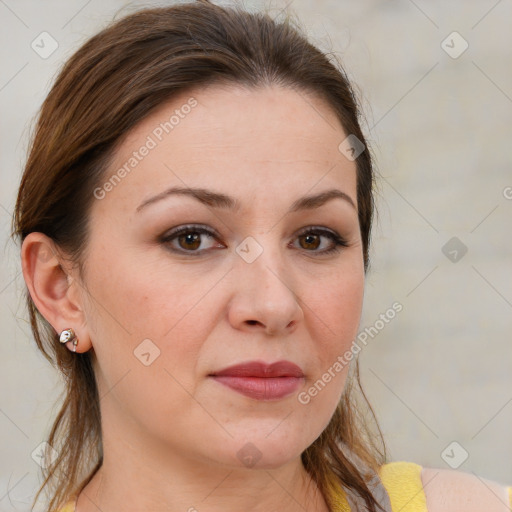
[{"left": 209, "top": 360, "right": 305, "bottom": 401}]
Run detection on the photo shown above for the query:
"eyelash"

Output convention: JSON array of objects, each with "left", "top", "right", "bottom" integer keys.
[{"left": 160, "top": 224, "right": 349, "bottom": 256}]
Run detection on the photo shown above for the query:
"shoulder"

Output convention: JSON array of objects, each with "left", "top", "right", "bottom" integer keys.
[{"left": 421, "top": 466, "right": 511, "bottom": 512}]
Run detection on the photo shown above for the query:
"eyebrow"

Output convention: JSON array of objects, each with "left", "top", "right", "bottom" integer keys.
[{"left": 136, "top": 186, "right": 356, "bottom": 213}]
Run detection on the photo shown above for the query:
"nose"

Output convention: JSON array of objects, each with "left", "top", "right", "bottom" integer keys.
[{"left": 227, "top": 242, "right": 304, "bottom": 336}]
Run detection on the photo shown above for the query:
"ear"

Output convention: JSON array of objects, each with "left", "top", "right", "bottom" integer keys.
[{"left": 21, "top": 232, "right": 92, "bottom": 353}]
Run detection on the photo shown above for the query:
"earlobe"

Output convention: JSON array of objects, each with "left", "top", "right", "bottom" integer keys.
[{"left": 20, "top": 232, "right": 92, "bottom": 353}]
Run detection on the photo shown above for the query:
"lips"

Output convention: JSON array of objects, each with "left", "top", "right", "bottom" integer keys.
[{"left": 209, "top": 360, "right": 304, "bottom": 400}]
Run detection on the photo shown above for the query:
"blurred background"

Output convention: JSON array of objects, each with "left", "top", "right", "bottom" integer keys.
[{"left": 1, "top": 0, "right": 511, "bottom": 509}]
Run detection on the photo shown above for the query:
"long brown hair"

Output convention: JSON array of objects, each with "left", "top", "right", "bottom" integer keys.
[{"left": 13, "top": 1, "right": 386, "bottom": 511}]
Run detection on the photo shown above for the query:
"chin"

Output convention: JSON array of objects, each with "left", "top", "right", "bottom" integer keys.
[{"left": 205, "top": 428, "right": 313, "bottom": 471}]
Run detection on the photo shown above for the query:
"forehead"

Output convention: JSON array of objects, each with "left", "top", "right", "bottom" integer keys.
[{"left": 95, "top": 83, "right": 357, "bottom": 215}]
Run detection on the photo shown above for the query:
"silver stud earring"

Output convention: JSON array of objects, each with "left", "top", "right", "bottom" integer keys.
[{"left": 59, "top": 328, "right": 79, "bottom": 352}]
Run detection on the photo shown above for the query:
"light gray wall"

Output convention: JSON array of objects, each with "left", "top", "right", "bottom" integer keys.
[{"left": 1, "top": 0, "right": 511, "bottom": 509}]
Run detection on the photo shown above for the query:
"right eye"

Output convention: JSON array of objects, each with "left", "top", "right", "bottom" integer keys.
[{"left": 160, "top": 224, "right": 224, "bottom": 255}]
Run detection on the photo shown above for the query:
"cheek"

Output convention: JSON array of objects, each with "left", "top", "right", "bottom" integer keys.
[
  {"left": 83, "top": 246, "right": 221, "bottom": 377},
  {"left": 309, "top": 262, "right": 365, "bottom": 351},
  {"left": 82, "top": 250, "right": 215, "bottom": 428},
  {"left": 300, "top": 262, "right": 364, "bottom": 409}
]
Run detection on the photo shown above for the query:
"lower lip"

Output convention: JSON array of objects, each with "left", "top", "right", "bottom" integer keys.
[{"left": 211, "top": 376, "right": 304, "bottom": 400}]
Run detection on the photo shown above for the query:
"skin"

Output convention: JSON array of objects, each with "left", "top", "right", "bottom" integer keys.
[
  {"left": 23, "top": 84, "right": 364, "bottom": 512},
  {"left": 21, "top": 84, "right": 511, "bottom": 512}
]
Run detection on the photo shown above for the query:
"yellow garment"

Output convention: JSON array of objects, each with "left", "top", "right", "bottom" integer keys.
[
  {"left": 58, "top": 461, "right": 512, "bottom": 511},
  {"left": 329, "top": 461, "right": 512, "bottom": 511},
  {"left": 329, "top": 461, "right": 427, "bottom": 511},
  {"left": 58, "top": 500, "right": 75, "bottom": 512}
]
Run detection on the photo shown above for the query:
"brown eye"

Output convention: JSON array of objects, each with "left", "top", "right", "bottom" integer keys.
[
  {"left": 298, "top": 233, "right": 321, "bottom": 250},
  {"left": 161, "top": 224, "right": 223, "bottom": 255},
  {"left": 178, "top": 232, "right": 202, "bottom": 251},
  {"left": 293, "top": 227, "right": 348, "bottom": 255}
]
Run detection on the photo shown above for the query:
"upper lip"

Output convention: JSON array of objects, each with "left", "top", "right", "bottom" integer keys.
[{"left": 210, "top": 360, "right": 304, "bottom": 378}]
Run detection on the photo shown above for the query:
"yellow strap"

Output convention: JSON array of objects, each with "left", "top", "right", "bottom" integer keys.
[
  {"left": 326, "top": 471, "right": 351, "bottom": 512},
  {"left": 508, "top": 486, "right": 512, "bottom": 510},
  {"left": 328, "top": 461, "right": 428, "bottom": 512},
  {"left": 378, "top": 461, "right": 427, "bottom": 512},
  {"left": 57, "top": 497, "right": 77, "bottom": 512}
]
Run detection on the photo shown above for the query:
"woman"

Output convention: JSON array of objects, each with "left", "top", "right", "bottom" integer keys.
[{"left": 13, "top": 1, "right": 511, "bottom": 511}]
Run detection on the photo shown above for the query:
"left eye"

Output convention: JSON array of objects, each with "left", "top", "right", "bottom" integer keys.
[{"left": 292, "top": 228, "right": 348, "bottom": 255}]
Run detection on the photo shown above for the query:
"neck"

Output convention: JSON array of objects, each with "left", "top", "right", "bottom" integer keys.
[{"left": 76, "top": 454, "right": 329, "bottom": 512}]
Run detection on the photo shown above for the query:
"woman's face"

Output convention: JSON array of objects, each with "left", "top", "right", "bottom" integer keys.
[{"left": 79, "top": 84, "right": 364, "bottom": 470}]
